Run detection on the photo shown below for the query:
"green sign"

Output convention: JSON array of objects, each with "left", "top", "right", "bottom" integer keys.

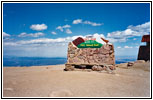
[{"left": 77, "top": 40, "right": 103, "bottom": 48}]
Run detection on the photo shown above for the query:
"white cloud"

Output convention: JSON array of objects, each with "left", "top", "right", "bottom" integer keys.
[
  {"left": 72, "top": 19, "right": 103, "bottom": 26},
  {"left": 63, "top": 24, "right": 71, "bottom": 28},
  {"left": 128, "top": 22, "right": 150, "bottom": 35},
  {"left": 5, "top": 33, "right": 106, "bottom": 46},
  {"left": 93, "top": 33, "right": 105, "bottom": 38},
  {"left": 18, "top": 32, "right": 44, "bottom": 37},
  {"left": 133, "top": 38, "right": 137, "bottom": 40},
  {"left": 3, "top": 42, "right": 18, "bottom": 46},
  {"left": 30, "top": 24, "right": 47, "bottom": 31},
  {"left": 107, "top": 22, "right": 150, "bottom": 42},
  {"left": 16, "top": 33, "right": 106, "bottom": 45},
  {"left": 124, "top": 46, "right": 133, "bottom": 48},
  {"left": 3, "top": 33, "right": 109, "bottom": 57},
  {"left": 83, "top": 21, "right": 102, "bottom": 26},
  {"left": 72, "top": 19, "right": 82, "bottom": 24},
  {"left": 17, "top": 36, "right": 83, "bottom": 45},
  {"left": 4, "top": 32, "right": 141, "bottom": 57},
  {"left": 3, "top": 32, "right": 10, "bottom": 37},
  {"left": 56, "top": 26, "right": 63, "bottom": 32},
  {"left": 18, "top": 32, "right": 26, "bottom": 37},
  {"left": 117, "top": 46, "right": 121, "bottom": 49},
  {"left": 107, "top": 37, "right": 127, "bottom": 43},
  {"left": 56, "top": 24, "right": 71, "bottom": 32},
  {"left": 51, "top": 31, "right": 57, "bottom": 35},
  {"left": 92, "top": 33, "right": 107, "bottom": 44},
  {"left": 65, "top": 29, "right": 72, "bottom": 34}
]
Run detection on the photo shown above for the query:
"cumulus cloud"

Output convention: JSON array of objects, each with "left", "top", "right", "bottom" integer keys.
[
  {"left": 3, "top": 36, "right": 80, "bottom": 46},
  {"left": 117, "top": 46, "right": 121, "bottom": 49},
  {"left": 4, "top": 33, "right": 108, "bottom": 46},
  {"left": 18, "top": 32, "right": 44, "bottom": 37},
  {"left": 51, "top": 31, "right": 57, "bottom": 35},
  {"left": 56, "top": 24, "right": 71, "bottom": 32},
  {"left": 17, "top": 36, "right": 82, "bottom": 45},
  {"left": 124, "top": 46, "right": 133, "bottom": 48},
  {"left": 3, "top": 33, "right": 109, "bottom": 57},
  {"left": 30, "top": 24, "right": 47, "bottom": 31},
  {"left": 107, "top": 22, "right": 150, "bottom": 42},
  {"left": 65, "top": 29, "right": 72, "bottom": 34},
  {"left": 3, "top": 42, "right": 18, "bottom": 46},
  {"left": 127, "top": 22, "right": 150, "bottom": 35},
  {"left": 62, "top": 24, "right": 71, "bottom": 28},
  {"left": 72, "top": 19, "right": 103, "bottom": 26},
  {"left": 92, "top": 33, "right": 107, "bottom": 44},
  {"left": 83, "top": 21, "right": 102, "bottom": 26},
  {"left": 93, "top": 33, "right": 105, "bottom": 38},
  {"left": 3, "top": 32, "right": 10, "bottom": 37},
  {"left": 56, "top": 26, "right": 63, "bottom": 32},
  {"left": 73, "top": 19, "right": 82, "bottom": 24}
]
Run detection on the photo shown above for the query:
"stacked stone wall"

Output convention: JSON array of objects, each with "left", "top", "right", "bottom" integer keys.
[{"left": 67, "top": 42, "right": 115, "bottom": 65}]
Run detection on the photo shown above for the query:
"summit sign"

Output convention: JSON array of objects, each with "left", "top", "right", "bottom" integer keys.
[
  {"left": 77, "top": 40, "right": 103, "bottom": 48},
  {"left": 72, "top": 36, "right": 103, "bottom": 48},
  {"left": 73, "top": 37, "right": 103, "bottom": 48}
]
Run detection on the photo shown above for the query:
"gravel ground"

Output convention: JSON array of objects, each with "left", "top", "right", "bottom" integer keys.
[{"left": 3, "top": 62, "right": 150, "bottom": 97}]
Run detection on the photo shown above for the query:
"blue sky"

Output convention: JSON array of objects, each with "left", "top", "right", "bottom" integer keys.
[{"left": 3, "top": 3, "right": 150, "bottom": 57}]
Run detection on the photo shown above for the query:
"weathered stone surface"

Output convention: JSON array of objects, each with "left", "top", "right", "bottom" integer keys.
[
  {"left": 92, "top": 65, "right": 103, "bottom": 71},
  {"left": 104, "top": 65, "right": 115, "bottom": 73},
  {"left": 108, "top": 65, "right": 116, "bottom": 70},
  {"left": 67, "top": 42, "right": 115, "bottom": 65},
  {"left": 64, "top": 65, "right": 75, "bottom": 71},
  {"left": 66, "top": 41, "right": 115, "bottom": 70},
  {"left": 127, "top": 62, "right": 134, "bottom": 67}
]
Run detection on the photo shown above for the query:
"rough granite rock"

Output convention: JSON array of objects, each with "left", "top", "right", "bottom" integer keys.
[
  {"left": 66, "top": 42, "right": 115, "bottom": 66},
  {"left": 92, "top": 65, "right": 103, "bottom": 71},
  {"left": 127, "top": 62, "right": 134, "bottom": 67}
]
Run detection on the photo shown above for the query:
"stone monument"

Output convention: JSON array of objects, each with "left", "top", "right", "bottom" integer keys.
[{"left": 65, "top": 36, "right": 115, "bottom": 72}]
